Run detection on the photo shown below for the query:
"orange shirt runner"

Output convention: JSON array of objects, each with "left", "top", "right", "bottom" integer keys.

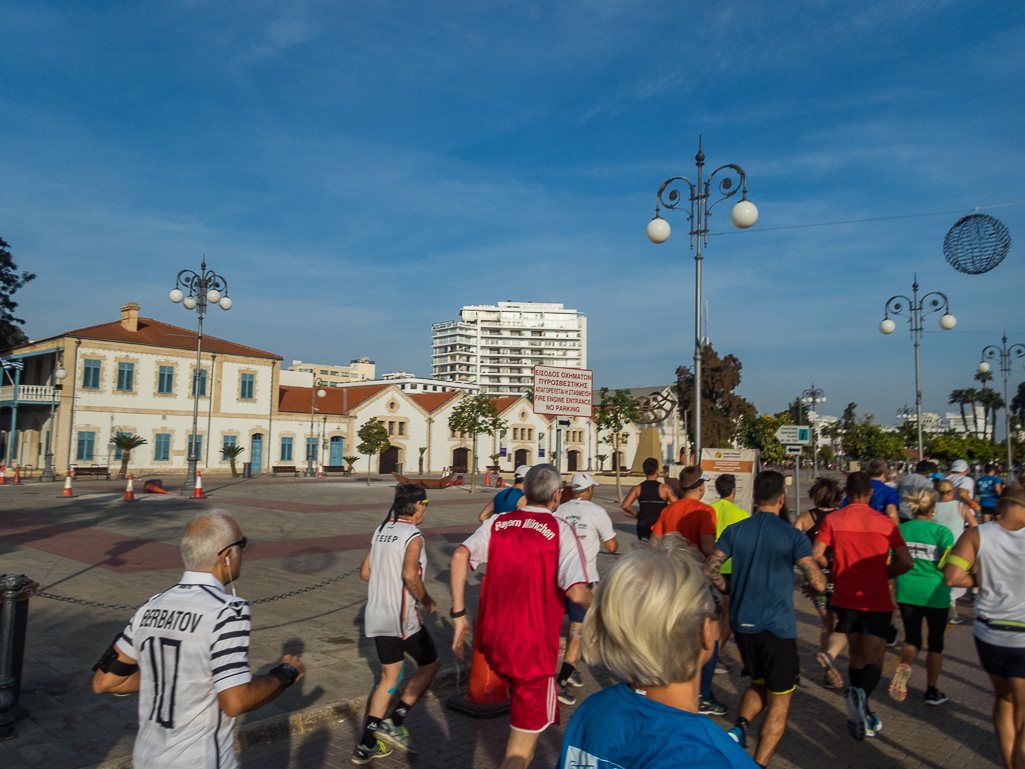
[{"left": 652, "top": 498, "right": 717, "bottom": 551}]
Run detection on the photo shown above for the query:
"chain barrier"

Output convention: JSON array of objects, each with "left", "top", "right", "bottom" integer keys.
[{"left": 34, "top": 566, "right": 364, "bottom": 611}]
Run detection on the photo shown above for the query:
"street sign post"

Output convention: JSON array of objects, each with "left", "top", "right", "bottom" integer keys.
[
  {"left": 774, "top": 425, "right": 810, "bottom": 445},
  {"left": 785, "top": 445, "right": 802, "bottom": 455}
]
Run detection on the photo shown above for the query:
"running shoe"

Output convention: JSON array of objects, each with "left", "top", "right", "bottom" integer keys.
[
  {"left": 373, "top": 718, "right": 415, "bottom": 754},
  {"left": 948, "top": 610, "right": 963, "bottom": 625},
  {"left": 698, "top": 697, "right": 727, "bottom": 716},
  {"left": 886, "top": 625, "right": 902, "bottom": 647},
  {"left": 715, "top": 662, "right": 731, "bottom": 675},
  {"left": 557, "top": 686, "right": 576, "bottom": 705},
  {"left": 726, "top": 724, "right": 747, "bottom": 749},
  {"left": 351, "top": 740, "right": 393, "bottom": 764},
  {"left": 865, "top": 713, "right": 882, "bottom": 738},
  {"left": 816, "top": 652, "right": 844, "bottom": 689},
  {"left": 925, "top": 688, "right": 949, "bottom": 706},
  {"left": 566, "top": 670, "right": 584, "bottom": 688},
  {"left": 889, "top": 663, "right": 911, "bottom": 702},
  {"left": 844, "top": 686, "right": 869, "bottom": 741}
]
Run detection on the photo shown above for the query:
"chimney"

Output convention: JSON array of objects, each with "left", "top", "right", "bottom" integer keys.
[{"left": 120, "top": 302, "right": 140, "bottom": 332}]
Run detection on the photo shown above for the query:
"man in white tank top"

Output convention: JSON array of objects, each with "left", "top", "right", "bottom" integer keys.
[
  {"left": 355, "top": 484, "right": 439, "bottom": 763},
  {"left": 92, "top": 512, "right": 306, "bottom": 769},
  {"left": 944, "top": 485, "right": 1025, "bottom": 769}
]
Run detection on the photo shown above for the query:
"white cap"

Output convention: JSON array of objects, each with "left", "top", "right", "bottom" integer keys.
[
  {"left": 951, "top": 459, "right": 969, "bottom": 473},
  {"left": 571, "top": 472, "right": 599, "bottom": 490},
  {"left": 515, "top": 464, "right": 532, "bottom": 478}
]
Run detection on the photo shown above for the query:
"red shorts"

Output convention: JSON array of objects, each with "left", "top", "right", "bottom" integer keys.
[{"left": 494, "top": 673, "right": 558, "bottom": 732}]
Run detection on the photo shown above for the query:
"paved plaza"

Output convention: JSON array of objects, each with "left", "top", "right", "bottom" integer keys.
[{"left": 0, "top": 472, "right": 1008, "bottom": 769}]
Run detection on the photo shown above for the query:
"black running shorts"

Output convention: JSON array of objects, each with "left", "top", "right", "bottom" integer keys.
[
  {"left": 734, "top": 630, "right": 800, "bottom": 694},
  {"left": 833, "top": 606, "right": 893, "bottom": 640},
  {"left": 975, "top": 636, "right": 1025, "bottom": 680},
  {"left": 373, "top": 628, "right": 438, "bottom": 666}
]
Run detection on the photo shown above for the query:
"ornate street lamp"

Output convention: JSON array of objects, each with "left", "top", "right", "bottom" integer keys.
[
  {"left": 801, "top": 384, "right": 826, "bottom": 473},
  {"left": 978, "top": 332, "right": 1025, "bottom": 475},
  {"left": 879, "top": 275, "right": 956, "bottom": 461},
  {"left": 646, "top": 137, "right": 757, "bottom": 460},
  {"left": 170, "top": 259, "right": 232, "bottom": 493},
  {"left": 39, "top": 360, "right": 67, "bottom": 482},
  {"left": 307, "top": 379, "right": 327, "bottom": 476}
]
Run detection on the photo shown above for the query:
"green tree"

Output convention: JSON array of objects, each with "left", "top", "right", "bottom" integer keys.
[
  {"left": 979, "top": 389, "right": 1004, "bottom": 443},
  {"left": 841, "top": 402, "right": 858, "bottom": 431},
  {"left": 1011, "top": 382, "right": 1025, "bottom": 427},
  {"left": 221, "top": 444, "right": 246, "bottom": 477},
  {"left": 595, "top": 453, "right": 608, "bottom": 471},
  {"left": 929, "top": 433, "right": 996, "bottom": 465},
  {"left": 675, "top": 344, "right": 756, "bottom": 449},
  {"left": 818, "top": 445, "right": 835, "bottom": 465},
  {"left": 343, "top": 455, "right": 359, "bottom": 474},
  {"left": 448, "top": 394, "right": 507, "bottom": 492},
  {"left": 0, "top": 237, "right": 36, "bottom": 350},
  {"left": 109, "top": 434, "right": 147, "bottom": 479},
  {"left": 593, "top": 387, "right": 641, "bottom": 503},
  {"left": 736, "top": 412, "right": 792, "bottom": 466},
  {"left": 842, "top": 415, "right": 905, "bottom": 462},
  {"left": 357, "top": 417, "right": 390, "bottom": 486},
  {"left": 418, "top": 446, "right": 427, "bottom": 475}
]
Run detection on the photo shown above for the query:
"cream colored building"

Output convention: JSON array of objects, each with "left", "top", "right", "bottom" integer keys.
[{"left": 287, "top": 357, "right": 375, "bottom": 386}]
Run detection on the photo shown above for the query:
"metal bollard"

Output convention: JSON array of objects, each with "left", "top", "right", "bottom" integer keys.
[{"left": 0, "top": 574, "right": 36, "bottom": 741}]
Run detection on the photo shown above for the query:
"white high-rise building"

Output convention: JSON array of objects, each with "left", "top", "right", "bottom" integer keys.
[{"left": 431, "top": 301, "right": 587, "bottom": 395}]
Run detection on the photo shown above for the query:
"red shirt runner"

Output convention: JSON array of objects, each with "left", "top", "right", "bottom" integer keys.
[{"left": 652, "top": 498, "right": 716, "bottom": 550}]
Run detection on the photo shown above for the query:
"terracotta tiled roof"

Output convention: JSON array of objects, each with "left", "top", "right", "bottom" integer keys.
[
  {"left": 492, "top": 396, "right": 524, "bottom": 415},
  {"left": 277, "top": 385, "right": 388, "bottom": 414},
  {"left": 54, "top": 317, "right": 282, "bottom": 360},
  {"left": 408, "top": 391, "right": 462, "bottom": 413}
]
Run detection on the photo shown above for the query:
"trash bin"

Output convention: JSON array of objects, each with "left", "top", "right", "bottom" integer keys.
[
  {"left": 242, "top": 462, "right": 252, "bottom": 478},
  {"left": 394, "top": 463, "right": 403, "bottom": 476},
  {"left": 0, "top": 575, "right": 39, "bottom": 734}
]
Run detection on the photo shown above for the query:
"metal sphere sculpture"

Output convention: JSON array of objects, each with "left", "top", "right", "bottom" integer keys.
[{"left": 943, "top": 213, "right": 1011, "bottom": 275}]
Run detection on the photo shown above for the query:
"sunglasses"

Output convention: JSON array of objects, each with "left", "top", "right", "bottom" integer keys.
[{"left": 218, "top": 537, "right": 247, "bottom": 556}]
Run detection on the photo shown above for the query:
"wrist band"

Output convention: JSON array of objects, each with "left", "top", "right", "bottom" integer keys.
[
  {"left": 270, "top": 663, "right": 299, "bottom": 688},
  {"left": 450, "top": 608, "right": 466, "bottom": 618}
]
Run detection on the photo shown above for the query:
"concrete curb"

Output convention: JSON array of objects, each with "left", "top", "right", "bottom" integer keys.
[{"left": 91, "top": 665, "right": 466, "bottom": 769}]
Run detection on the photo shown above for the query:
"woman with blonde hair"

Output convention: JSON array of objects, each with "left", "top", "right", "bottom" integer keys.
[
  {"left": 557, "top": 534, "right": 756, "bottom": 769},
  {"left": 889, "top": 487, "right": 954, "bottom": 705}
]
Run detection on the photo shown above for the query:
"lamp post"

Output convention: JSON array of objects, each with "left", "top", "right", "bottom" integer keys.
[
  {"left": 307, "top": 379, "right": 327, "bottom": 476},
  {"left": 879, "top": 275, "right": 956, "bottom": 462},
  {"left": 978, "top": 332, "right": 1025, "bottom": 476},
  {"left": 801, "top": 384, "right": 826, "bottom": 473},
  {"left": 646, "top": 137, "right": 757, "bottom": 460},
  {"left": 40, "top": 360, "right": 67, "bottom": 482},
  {"left": 169, "top": 259, "right": 232, "bottom": 493}
]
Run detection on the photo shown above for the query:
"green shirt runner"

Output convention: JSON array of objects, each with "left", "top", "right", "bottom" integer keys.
[{"left": 894, "top": 519, "right": 954, "bottom": 609}]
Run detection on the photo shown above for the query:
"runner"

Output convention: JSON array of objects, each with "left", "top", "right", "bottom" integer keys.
[
  {"left": 557, "top": 535, "right": 757, "bottom": 769},
  {"left": 813, "top": 472, "right": 914, "bottom": 741},
  {"left": 478, "top": 464, "right": 530, "bottom": 522},
  {"left": 977, "top": 464, "right": 1005, "bottom": 523},
  {"left": 944, "top": 485, "right": 1025, "bottom": 769},
  {"left": 621, "top": 457, "right": 677, "bottom": 541},
  {"left": 92, "top": 512, "right": 306, "bottom": 769},
  {"left": 449, "top": 464, "right": 591, "bottom": 769},
  {"left": 653, "top": 466, "right": 723, "bottom": 715},
  {"left": 947, "top": 459, "right": 983, "bottom": 522},
  {"left": 889, "top": 487, "right": 954, "bottom": 706},
  {"left": 794, "top": 476, "right": 846, "bottom": 688},
  {"left": 353, "top": 484, "right": 440, "bottom": 763},
  {"left": 708, "top": 474, "right": 749, "bottom": 670},
  {"left": 554, "top": 472, "right": 618, "bottom": 705},
  {"left": 706, "top": 470, "right": 827, "bottom": 767},
  {"left": 897, "top": 461, "right": 938, "bottom": 522},
  {"left": 933, "top": 478, "right": 978, "bottom": 624}
]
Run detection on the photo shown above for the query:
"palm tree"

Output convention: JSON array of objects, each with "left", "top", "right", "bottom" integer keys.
[
  {"left": 980, "top": 389, "right": 1005, "bottom": 443},
  {"left": 110, "top": 434, "right": 147, "bottom": 479},
  {"left": 976, "top": 369, "right": 996, "bottom": 439},
  {"left": 222, "top": 445, "right": 246, "bottom": 477},
  {"left": 343, "top": 455, "right": 359, "bottom": 475},
  {"left": 949, "top": 389, "right": 974, "bottom": 434}
]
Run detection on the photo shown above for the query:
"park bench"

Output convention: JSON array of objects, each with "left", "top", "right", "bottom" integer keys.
[
  {"left": 272, "top": 465, "right": 299, "bottom": 477},
  {"left": 73, "top": 466, "right": 110, "bottom": 479},
  {"left": 323, "top": 465, "right": 352, "bottom": 476}
]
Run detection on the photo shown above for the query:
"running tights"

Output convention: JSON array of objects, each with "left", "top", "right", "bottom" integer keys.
[{"left": 850, "top": 664, "right": 882, "bottom": 699}]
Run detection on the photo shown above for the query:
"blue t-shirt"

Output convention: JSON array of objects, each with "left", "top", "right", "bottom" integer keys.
[
  {"left": 557, "top": 683, "right": 757, "bottom": 769},
  {"left": 977, "top": 475, "right": 1002, "bottom": 507},
  {"left": 715, "top": 512, "right": 813, "bottom": 639},
  {"left": 492, "top": 487, "right": 524, "bottom": 514},
  {"left": 842, "top": 479, "right": 900, "bottom": 516}
]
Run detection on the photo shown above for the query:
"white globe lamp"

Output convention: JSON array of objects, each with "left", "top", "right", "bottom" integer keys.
[
  {"left": 317, "top": 388, "right": 326, "bottom": 399},
  {"left": 218, "top": 297, "right": 232, "bottom": 311},
  {"left": 646, "top": 216, "right": 671, "bottom": 244},
  {"left": 879, "top": 318, "right": 896, "bottom": 335},
  {"left": 939, "top": 314, "right": 957, "bottom": 330},
  {"left": 977, "top": 361, "right": 991, "bottom": 375},
  {"left": 55, "top": 368, "right": 67, "bottom": 381},
  {"left": 169, "top": 288, "right": 184, "bottom": 303},
  {"left": 206, "top": 289, "right": 221, "bottom": 304},
  {"left": 730, "top": 198, "right": 759, "bottom": 229},
  {"left": 183, "top": 296, "right": 197, "bottom": 310}
]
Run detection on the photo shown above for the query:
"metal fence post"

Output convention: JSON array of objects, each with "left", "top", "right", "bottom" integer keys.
[{"left": 0, "top": 574, "right": 34, "bottom": 740}]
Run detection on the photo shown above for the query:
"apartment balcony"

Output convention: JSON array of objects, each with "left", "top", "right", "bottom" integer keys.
[{"left": 0, "top": 385, "right": 60, "bottom": 404}]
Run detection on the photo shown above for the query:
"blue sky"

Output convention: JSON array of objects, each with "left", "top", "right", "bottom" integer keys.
[{"left": 3, "top": 1, "right": 1023, "bottom": 429}]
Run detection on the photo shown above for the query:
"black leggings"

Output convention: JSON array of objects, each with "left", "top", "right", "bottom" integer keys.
[{"left": 898, "top": 603, "right": 947, "bottom": 653}]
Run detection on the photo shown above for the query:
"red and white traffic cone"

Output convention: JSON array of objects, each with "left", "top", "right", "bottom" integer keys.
[
  {"left": 193, "top": 471, "right": 204, "bottom": 499},
  {"left": 0, "top": 462, "right": 6, "bottom": 485},
  {"left": 62, "top": 475, "right": 74, "bottom": 497},
  {"left": 124, "top": 473, "right": 135, "bottom": 501},
  {"left": 13, "top": 464, "right": 21, "bottom": 485},
  {"left": 445, "top": 583, "right": 510, "bottom": 718},
  {"left": 317, "top": 463, "right": 324, "bottom": 478}
]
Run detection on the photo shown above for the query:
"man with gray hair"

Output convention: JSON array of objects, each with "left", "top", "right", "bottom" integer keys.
[
  {"left": 92, "top": 511, "right": 305, "bottom": 769},
  {"left": 450, "top": 464, "right": 591, "bottom": 769}
]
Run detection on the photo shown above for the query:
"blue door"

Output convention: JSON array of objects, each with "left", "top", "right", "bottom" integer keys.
[
  {"left": 329, "top": 436, "right": 344, "bottom": 466},
  {"left": 250, "top": 434, "right": 263, "bottom": 473}
]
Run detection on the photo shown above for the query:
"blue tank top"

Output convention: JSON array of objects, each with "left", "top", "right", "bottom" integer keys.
[{"left": 493, "top": 487, "right": 524, "bottom": 514}]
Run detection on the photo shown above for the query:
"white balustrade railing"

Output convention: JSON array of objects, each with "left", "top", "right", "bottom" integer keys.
[{"left": 0, "top": 385, "right": 59, "bottom": 402}]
